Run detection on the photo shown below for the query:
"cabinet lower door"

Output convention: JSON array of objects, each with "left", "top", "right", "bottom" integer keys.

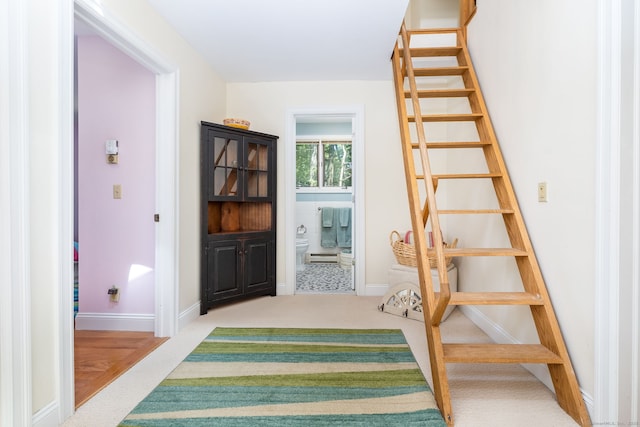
[
  {"left": 244, "top": 237, "right": 273, "bottom": 294},
  {"left": 207, "top": 240, "right": 243, "bottom": 303}
]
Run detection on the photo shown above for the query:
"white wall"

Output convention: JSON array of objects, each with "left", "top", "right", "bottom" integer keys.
[
  {"left": 464, "top": 0, "right": 597, "bottom": 401},
  {"left": 227, "top": 81, "right": 411, "bottom": 288},
  {"left": 406, "top": 0, "right": 459, "bottom": 29}
]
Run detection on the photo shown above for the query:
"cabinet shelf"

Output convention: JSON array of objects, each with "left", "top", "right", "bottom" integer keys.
[{"left": 207, "top": 201, "right": 272, "bottom": 234}]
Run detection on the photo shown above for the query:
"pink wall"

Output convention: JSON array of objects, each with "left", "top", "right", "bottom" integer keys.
[{"left": 77, "top": 36, "right": 156, "bottom": 316}]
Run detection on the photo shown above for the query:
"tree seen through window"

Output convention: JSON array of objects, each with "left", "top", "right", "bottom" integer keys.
[{"left": 296, "top": 139, "right": 351, "bottom": 189}]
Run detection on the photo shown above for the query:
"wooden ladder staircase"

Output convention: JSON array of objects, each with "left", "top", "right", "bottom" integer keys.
[{"left": 391, "top": 25, "right": 591, "bottom": 426}]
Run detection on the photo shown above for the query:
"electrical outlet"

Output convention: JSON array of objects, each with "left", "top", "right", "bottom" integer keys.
[
  {"left": 113, "top": 184, "right": 122, "bottom": 199},
  {"left": 537, "top": 182, "right": 548, "bottom": 203},
  {"left": 108, "top": 286, "right": 119, "bottom": 302}
]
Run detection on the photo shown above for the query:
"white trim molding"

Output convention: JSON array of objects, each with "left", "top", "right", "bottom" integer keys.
[
  {"left": 32, "top": 400, "right": 59, "bottom": 427},
  {"left": 178, "top": 301, "right": 201, "bottom": 332},
  {"left": 74, "top": 313, "right": 155, "bottom": 332},
  {"left": 593, "top": 0, "right": 640, "bottom": 424},
  {"left": 0, "top": 0, "right": 32, "bottom": 425},
  {"left": 58, "top": 0, "right": 76, "bottom": 420},
  {"left": 594, "top": 0, "right": 621, "bottom": 420},
  {"left": 632, "top": 3, "right": 640, "bottom": 421},
  {"left": 154, "top": 69, "right": 180, "bottom": 338}
]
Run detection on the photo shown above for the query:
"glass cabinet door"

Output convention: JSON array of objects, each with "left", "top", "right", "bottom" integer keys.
[
  {"left": 245, "top": 140, "right": 270, "bottom": 199},
  {"left": 212, "top": 136, "right": 239, "bottom": 197}
]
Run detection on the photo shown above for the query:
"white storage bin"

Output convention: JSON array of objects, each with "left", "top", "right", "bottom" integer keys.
[{"left": 387, "top": 263, "right": 458, "bottom": 321}]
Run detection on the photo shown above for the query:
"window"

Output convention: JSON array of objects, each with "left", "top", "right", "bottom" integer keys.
[{"left": 296, "top": 138, "right": 352, "bottom": 190}]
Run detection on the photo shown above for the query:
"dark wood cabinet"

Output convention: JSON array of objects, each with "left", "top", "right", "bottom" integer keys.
[{"left": 200, "top": 122, "right": 277, "bottom": 314}]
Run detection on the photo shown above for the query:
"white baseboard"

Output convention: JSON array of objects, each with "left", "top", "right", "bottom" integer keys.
[
  {"left": 74, "top": 312, "right": 154, "bottom": 332},
  {"left": 276, "top": 282, "right": 287, "bottom": 294},
  {"left": 32, "top": 400, "right": 58, "bottom": 427},
  {"left": 459, "top": 305, "right": 594, "bottom": 417},
  {"left": 178, "top": 301, "right": 201, "bottom": 331},
  {"left": 363, "top": 283, "right": 389, "bottom": 296}
]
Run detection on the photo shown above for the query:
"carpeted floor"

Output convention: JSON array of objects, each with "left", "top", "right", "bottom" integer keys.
[
  {"left": 63, "top": 295, "right": 581, "bottom": 427},
  {"left": 296, "top": 263, "right": 354, "bottom": 294},
  {"left": 118, "top": 327, "right": 446, "bottom": 426}
]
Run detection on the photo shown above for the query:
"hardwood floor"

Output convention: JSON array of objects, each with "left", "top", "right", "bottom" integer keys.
[{"left": 74, "top": 330, "right": 167, "bottom": 408}]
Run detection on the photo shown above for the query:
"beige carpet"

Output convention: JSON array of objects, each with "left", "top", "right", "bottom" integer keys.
[{"left": 62, "top": 295, "right": 580, "bottom": 427}]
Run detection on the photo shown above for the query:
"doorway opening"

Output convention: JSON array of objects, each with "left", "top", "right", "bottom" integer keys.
[
  {"left": 59, "top": 1, "right": 179, "bottom": 418},
  {"left": 73, "top": 20, "right": 162, "bottom": 407},
  {"left": 284, "top": 107, "right": 365, "bottom": 296},
  {"left": 294, "top": 117, "right": 354, "bottom": 294}
]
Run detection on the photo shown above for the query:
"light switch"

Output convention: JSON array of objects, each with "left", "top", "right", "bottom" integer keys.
[
  {"left": 113, "top": 184, "right": 122, "bottom": 199},
  {"left": 537, "top": 182, "right": 547, "bottom": 203}
]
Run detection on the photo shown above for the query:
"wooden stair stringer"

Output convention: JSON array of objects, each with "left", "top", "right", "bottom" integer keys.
[
  {"left": 392, "top": 38, "right": 454, "bottom": 426},
  {"left": 391, "top": 23, "right": 592, "bottom": 427}
]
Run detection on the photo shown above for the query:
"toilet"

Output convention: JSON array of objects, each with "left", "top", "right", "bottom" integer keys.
[{"left": 295, "top": 225, "right": 309, "bottom": 272}]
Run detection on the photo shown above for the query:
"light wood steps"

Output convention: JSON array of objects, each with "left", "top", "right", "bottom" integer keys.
[
  {"left": 443, "top": 344, "right": 563, "bottom": 364},
  {"left": 399, "top": 46, "right": 462, "bottom": 57},
  {"left": 391, "top": 23, "right": 592, "bottom": 426},
  {"left": 408, "top": 113, "right": 483, "bottom": 122},
  {"left": 410, "top": 141, "right": 489, "bottom": 149},
  {"left": 416, "top": 172, "right": 502, "bottom": 180},
  {"left": 438, "top": 291, "right": 544, "bottom": 306},
  {"left": 413, "top": 66, "right": 468, "bottom": 77},
  {"left": 436, "top": 209, "right": 515, "bottom": 215},
  {"left": 405, "top": 89, "right": 475, "bottom": 98},
  {"left": 442, "top": 247, "right": 527, "bottom": 257}
]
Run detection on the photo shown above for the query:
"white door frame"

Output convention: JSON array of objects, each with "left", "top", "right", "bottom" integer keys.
[
  {"left": 283, "top": 107, "right": 365, "bottom": 296},
  {"left": 0, "top": 0, "right": 31, "bottom": 425},
  {"left": 595, "top": 0, "right": 640, "bottom": 422},
  {"left": 58, "top": 0, "right": 180, "bottom": 419}
]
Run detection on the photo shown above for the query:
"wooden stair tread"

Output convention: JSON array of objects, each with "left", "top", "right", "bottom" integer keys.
[
  {"left": 405, "top": 89, "right": 474, "bottom": 98},
  {"left": 443, "top": 344, "right": 563, "bottom": 364},
  {"left": 399, "top": 46, "right": 462, "bottom": 57},
  {"left": 442, "top": 247, "right": 528, "bottom": 257},
  {"left": 406, "top": 28, "right": 459, "bottom": 35},
  {"left": 412, "top": 66, "right": 469, "bottom": 77},
  {"left": 431, "top": 172, "right": 502, "bottom": 179},
  {"left": 416, "top": 172, "right": 502, "bottom": 180},
  {"left": 409, "top": 113, "right": 483, "bottom": 122},
  {"left": 437, "top": 209, "right": 515, "bottom": 214},
  {"left": 437, "top": 292, "right": 544, "bottom": 305},
  {"left": 411, "top": 141, "right": 489, "bottom": 149}
]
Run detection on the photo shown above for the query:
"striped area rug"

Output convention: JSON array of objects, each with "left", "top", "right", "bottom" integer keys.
[{"left": 118, "top": 327, "right": 446, "bottom": 426}]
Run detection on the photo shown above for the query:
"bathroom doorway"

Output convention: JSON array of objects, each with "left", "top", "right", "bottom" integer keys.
[{"left": 284, "top": 107, "right": 365, "bottom": 296}]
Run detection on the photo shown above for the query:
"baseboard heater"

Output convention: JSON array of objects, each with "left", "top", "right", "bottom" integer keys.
[{"left": 306, "top": 253, "right": 338, "bottom": 263}]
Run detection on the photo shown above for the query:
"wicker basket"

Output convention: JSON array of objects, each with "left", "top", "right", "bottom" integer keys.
[
  {"left": 223, "top": 118, "right": 250, "bottom": 130},
  {"left": 390, "top": 230, "right": 457, "bottom": 268}
]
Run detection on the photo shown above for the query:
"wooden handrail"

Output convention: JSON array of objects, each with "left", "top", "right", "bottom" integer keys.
[
  {"left": 397, "top": 24, "right": 451, "bottom": 326},
  {"left": 459, "top": 0, "right": 477, "bottom": 40}
]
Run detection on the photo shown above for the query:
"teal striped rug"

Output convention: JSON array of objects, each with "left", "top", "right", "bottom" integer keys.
[{"left": 118, "top": 328, "right": 446, "bottom": 426}]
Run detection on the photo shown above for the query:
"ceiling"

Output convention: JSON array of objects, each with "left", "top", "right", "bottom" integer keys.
[{"left": 146, "top": 0, "right": 409, "bottom": 82}]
